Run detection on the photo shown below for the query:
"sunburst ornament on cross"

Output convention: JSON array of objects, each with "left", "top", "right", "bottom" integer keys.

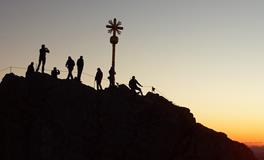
[{"left": 106, "top": 18, "right": 124, "bottom": 71}]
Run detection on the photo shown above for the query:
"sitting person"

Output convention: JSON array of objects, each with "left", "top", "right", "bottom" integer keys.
[
  {"left": 26, "top": 62, "right": 35, "bottom": 78},
  {"left": 129, "top": 76, "right": 143, "bottom": 95},
  {"left": 51, "top": 67, "right": 60, "bottom": 79}
]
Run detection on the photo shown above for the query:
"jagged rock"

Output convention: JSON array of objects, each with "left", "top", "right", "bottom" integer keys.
[{"left": 0, "top": 73, "right": 258, "bottom": 160}]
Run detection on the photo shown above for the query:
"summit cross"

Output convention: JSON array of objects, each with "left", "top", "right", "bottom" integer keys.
[{"left": 106, "top": 18, "right": 124, "bottom": 70}]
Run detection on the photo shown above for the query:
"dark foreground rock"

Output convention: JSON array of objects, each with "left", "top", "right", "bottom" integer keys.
[
  {"left": 0, "top": 73, "right": 257, "bottom": 160},
  {"left": 251, "top": 146, "right": 264, "bottom": 160}
]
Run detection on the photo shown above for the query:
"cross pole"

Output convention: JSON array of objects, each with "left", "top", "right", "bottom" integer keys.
[{"left": 106, "top": 18, "right": 124, "bottom": 71}]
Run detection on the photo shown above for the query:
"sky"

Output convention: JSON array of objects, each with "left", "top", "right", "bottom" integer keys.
[{"left": 0, "top": 0, "right": 264, "bottom": 145}]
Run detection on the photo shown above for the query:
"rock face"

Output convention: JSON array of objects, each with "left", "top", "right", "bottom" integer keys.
[{"left": 0, "top": 73, "right": 257, "bottom": 160}]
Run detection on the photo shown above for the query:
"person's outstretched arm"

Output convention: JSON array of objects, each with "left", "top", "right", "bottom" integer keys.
[{"left": 136, "top": 80, "right": 143, "bottom": 87}]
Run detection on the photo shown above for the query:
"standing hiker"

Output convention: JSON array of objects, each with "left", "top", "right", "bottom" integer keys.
[
  {"left": 108, "top": 66, "right": 116, "bottom": 87},
  {"left": 77, "top": 56, "right": 84, "bottom": 81},
  {"left": 95, "top": 68, "right": 103, "bottom": 90},
  {"left": 36, "top": 44, "right": 50, "bottom": 73},
  {"left": 65, "top": 56, "right": 75, "bottom": 80}
]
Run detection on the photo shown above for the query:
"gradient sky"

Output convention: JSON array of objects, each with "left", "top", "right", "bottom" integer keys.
[{"left": 0, "top": 0, "right": 264, "bottom": 145}]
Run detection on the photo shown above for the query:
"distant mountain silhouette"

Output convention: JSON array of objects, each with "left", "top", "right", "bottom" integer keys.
[{"left": 0, "top": 73, "right": 258, "bottom": 160}]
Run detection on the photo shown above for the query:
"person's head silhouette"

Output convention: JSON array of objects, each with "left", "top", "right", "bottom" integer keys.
[
  {"left": 132, "top": 76, "right": 135, "bottom": 80},
  {"left": 41, "top": 44, "right": 45, "bottom": 48}
]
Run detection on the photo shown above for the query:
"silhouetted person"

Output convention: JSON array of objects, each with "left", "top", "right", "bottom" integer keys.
[
  {"left": 26, "top": 62, "right": 35, "bottom": 78},
  {"left": 65, "top": 56, "right": 75, "bottom": 80},
  {"left": 77, "top": 56, "right": 84, "bottom": 81},
  {"left": 36, "top": 44, "right": 50, "bottom": 73},
  {"left": 152, "top": 87, "right": 156, "bottom": 93},
  {"left": 108, "top": 66, "right": 116, "bottom": 87},
  {"left": 51, "top": 67, "right": 60, "bottom": 79},
  {"left": 95, "top": 68, "right": 103, "bottom": 90},
  {"left": 129, "top": 76, "right": 143, "bottom": 95}
]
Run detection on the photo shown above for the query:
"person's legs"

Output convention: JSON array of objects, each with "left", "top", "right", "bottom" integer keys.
[
  {"left": 135, "top": 87, "right": 143, "bottom": 95},
  {"left": 96, "top": 81, "right": 99, "bottom": 90},
  {"left": 79, "top": 69, "right": 83, "bottom": 81},
  {"left": 99, "top": 81, "right": 102, "bottom": 90},
  {"left": 139, "top": 88, "right": 143, "bottom": 95},
  {"left": 77, "top": 69, "right": 80, "bottom": 80},
  {"left": 67, "top": 68, "right": 70, "bottom": 79},
  {"left": 69, "top": 69, "right": 73, "bottom": 79},
  {"left": 130, "top": 87, "right": 136, "bottom": 95},
  {"left": 110, "top": 76, "right": 115, "bottom": 87},
  {"left": 36, "top": 58, "right": 41, "bottom": 72},
  {"left": 41, "top": 58, "right": 46, "bottom": 73}
]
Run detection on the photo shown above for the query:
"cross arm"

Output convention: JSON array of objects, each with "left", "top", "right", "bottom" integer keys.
[
  {"left": 106, "top": 25, "right": 113, "bottom": 28},
  {"left": 117, "top": 26, "right": 123, "bottom": 30}
]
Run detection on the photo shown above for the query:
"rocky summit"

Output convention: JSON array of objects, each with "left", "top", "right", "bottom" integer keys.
[{"left": 0, "top": 73, "right": 257, "bottom": 160}]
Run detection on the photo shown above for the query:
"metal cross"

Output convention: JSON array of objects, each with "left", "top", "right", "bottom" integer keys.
[
  {"left": 106, "top": 18, "right": 124, "bottom": 37},
  {"left": 106, "top": 18, "right": 124, "bottom": 86}
]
